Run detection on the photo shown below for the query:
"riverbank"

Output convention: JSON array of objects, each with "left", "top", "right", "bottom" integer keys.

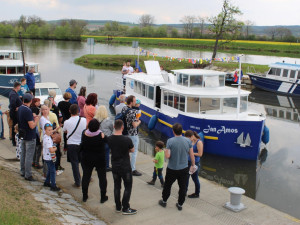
[
  {"left": 82, "top": 35, "right": 300, "bottom": 58},
  {"left": 74, "top": 54, "right": 269, "bottom": 73}
]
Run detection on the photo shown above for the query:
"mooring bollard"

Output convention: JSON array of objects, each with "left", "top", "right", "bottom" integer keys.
[{"left": 224, "top": 187, "right": 246, "bottom": 212}]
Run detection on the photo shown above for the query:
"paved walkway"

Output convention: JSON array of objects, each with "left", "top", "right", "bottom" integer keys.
[{"left": 0, "top": 95, "right": 299, "bottom": 225}]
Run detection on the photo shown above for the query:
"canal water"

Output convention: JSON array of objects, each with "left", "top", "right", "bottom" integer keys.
[{"left": 1, "top": 38, "right": 300, "bottom": 219}]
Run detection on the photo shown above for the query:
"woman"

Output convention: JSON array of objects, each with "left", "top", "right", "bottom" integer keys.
[
  {"left": 94, "top": 105, "right": 113, "bottom": 171},
  {"left": 80, "top": 118, "right": 108, "bottom": 203},
  {"left": 83, "top": 93, "right": 98, "bottom": 126},
  {"left": 77, "top": 86, "right": 86, "bottom": 117},
  {"left": 30, "top": 98, "right": 41, "bottom": 115},
  {"left": 184, "top": 130, "right": 203, "bottom": 198},
  {"left": 58, "top": 92, "right": 72, "bottom": 151},
  {"left": 48, "top": 90, "right": 60, "bottom": 120}
]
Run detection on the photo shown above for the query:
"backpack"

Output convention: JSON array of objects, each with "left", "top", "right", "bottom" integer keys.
[{"left": 115, "top": 107, "right": 132, "bottom": 135}]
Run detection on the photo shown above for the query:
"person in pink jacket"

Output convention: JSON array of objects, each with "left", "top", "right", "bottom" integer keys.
[
  {"left": 83, "top": 93, "right": 98, "bottom": 126},
  {"left": 77, "top": 86, "right": 86, "bottom": 117}
]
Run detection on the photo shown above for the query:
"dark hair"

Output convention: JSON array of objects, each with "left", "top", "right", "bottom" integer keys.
[
  {"left": 69, "top": 104, "right": 79, "bottom": 115},
  {"left": 126, "top": 95, "right": 135, "bottom": 105},
  {"left": 78, "top": 86, "right": 86, "bottom": 97},
  {"left": 184, "top": 130, "right": 194, "bottom": 138},
  {"left": 172, "top": 123, "right": 182, "bottom": 135},
  {"left": 85, "top": 93, "right": 98, "bottom": 106},
  {"left": 114, "top": 119, "right": 123, "bottom": 130},
  {"left": 193, "top": 131, "right": 201, "bottom": 140},
  {"left": 14, "top": 82, "right": 21, "bottom": 88},
  {"left": 155, "top": 141, "right": 164, "bottom": 149},
  {"left": 126, "top": 59, "right": 131, "bottom": 63},
  {"left": 30, "top": 98, "right": 40, "bottom": 107},
  {"left": 88, "top": 118, "right": 100, "bottom": 132},
  {"left": 20, "top": 77, "right": 26, "bottom": 82}
]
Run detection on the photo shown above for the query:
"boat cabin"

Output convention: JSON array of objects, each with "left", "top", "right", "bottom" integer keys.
[{"left": 267, "top": 62, "right": 300, "bottom": 82}]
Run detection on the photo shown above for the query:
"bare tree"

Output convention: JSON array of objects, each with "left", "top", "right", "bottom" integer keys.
[
  {"left": 276, "top": 27, "right": 292, "bottom": 40},
  {"left": 198, "top": 16, "right": 207, "bottom": 37},
  {"left": 267, "top": 27, "right": 279, "bottom": 40},
  {"left": 27, "top": 15, "right": 45, "bottom": 26},
  {"left": 138, "top": 14, "right": 155, "bottom": 27},
  {"left": 244, "top": 20, "right": 254, "bottom": 38},
  {"left": 180, "top": 15, "right": 196, "bottom": 38},
  {"left": 208, "top": 0, "right": 243, "bottom": 59}
]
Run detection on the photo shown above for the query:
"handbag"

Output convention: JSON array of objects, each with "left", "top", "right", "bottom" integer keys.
[{"left": 51, "top": 132, "right": 61, "bottom": 144}]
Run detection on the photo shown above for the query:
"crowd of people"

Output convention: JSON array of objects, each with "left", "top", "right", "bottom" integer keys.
[{"left": 1, "top": 63, "right": 203, "bottom": 215}]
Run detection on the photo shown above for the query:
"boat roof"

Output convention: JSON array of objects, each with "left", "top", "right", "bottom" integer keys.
[
  {"left": 171, "top": 69, "right": 226, "bottom": 76},
  {"left": 0, "top": 60, "right": 38, "bottom": 67},
  {"left": 125, "top": 73, "right": 166, "bottom": 86},
  {"left": 270, "top": 62, "right": 300, "bottom": 70},
  {"left": 161, "top": 84, "right": 250, "bottom": 97},
  {"left": 0, "top": 50, "right": 22, "bottom": 54},
  {"left": 36, "top": 82, "right": 60, "bottom": 89}
]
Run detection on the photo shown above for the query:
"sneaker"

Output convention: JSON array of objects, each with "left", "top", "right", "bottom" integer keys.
[
  {"left": 188, "top": 193, "right": 199, "bottom": 198},
  {"left": 116, "top": 207, "right": 122, "bottom": 213},
  {"left": 72, "top": 183, "right": 80, "bottom": 188},
  {"left": 50, "top": 186, "right": 61, "bottom": 192},
  {"left": 100, "top": 196, "right": 108, "bottom": 204},
  {"left": 43, "top": 182, "right": 51, "bottom": 187},
  {"left": 132, "top": 170, "right": 142, "bottom": 176},
  {"left": 122, "top": 208, "right": 137, "bottom": 215},
  {"left": 147, "top": 180, "right": 155, "bottom": 185},
  {"left": 176, "top": 203, "right": 182, "bottom": 211},
  {"left": 25, "top": 176, "right": 36, "bottom": 181},
  {"left": 56, "top": 170, "right": 64, "bottom": 176},
  {"left": 58, "top": 166, "right": 65, "bottom": 171},
  {"left": 158, "top": 200, "right": 167, "bottom": 208}
]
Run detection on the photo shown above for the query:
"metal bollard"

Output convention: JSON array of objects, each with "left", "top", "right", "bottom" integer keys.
[{"left": 224, "top": 187, "right": 246, "bottom": 212}]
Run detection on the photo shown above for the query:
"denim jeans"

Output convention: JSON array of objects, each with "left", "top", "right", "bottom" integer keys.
[
  {"left": 186, "top": 161, "right": 201, "bottom": 195},
  {"left": 67, "top": 144, "right": 81, "bottom": 186},
  {"left": 33, "top": 144, "right": 42, "bottom": 165},
  {"left": 20, "top": 139, "right": 36, "bottom": 178},
  {"left": 128, "top": 135, "right": 139, "bottom": 171},
  {"left": 113, "top": 169, "right": 132, "bottom": 210},
  {"left": 45, "top": 160, "right": 56, "bottom": 188},
  {"left": 105, "top": 143, "right": 110, "bottom": 168},
  {"left": 152, "top": 167, "right": 164, "bottom": 184}
]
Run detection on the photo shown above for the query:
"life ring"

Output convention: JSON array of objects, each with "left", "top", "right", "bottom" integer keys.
[
  {"left": 262, "top": 125, "right": 270, "bottom": 144},
  {"left": 148, "top": 115, "right": 157, "bottom": 130},
  {"left": 109, "top": 94, "right": 116, "bottom": 106},
  {"left": 198, "top": 132, "right": 204, "bottom": 142}
]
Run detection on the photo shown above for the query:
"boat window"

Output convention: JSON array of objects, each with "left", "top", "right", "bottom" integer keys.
[
  {"left": 7, "top": 67, "right": 16, "bottom": 74},
  {"left": 187, "top": 97, "right": 200, "bottom": 113},
  {"left": 174, "top": 93, "right": 179, "bottom": 109},
  {"left": 134, "top": 81, "right": 138, "bottom": 92},
  {"left": 268, "top": 68, "right": 275, "bottom": 75},
  {"left": 223, "top": 98, "right": 237, "bottom": 113},
  {"left": 282, "top": 69, "right": 288, "bottom": 77},
  {"left": 190, "top": 75, "right": 203, "bottom": 87},
  {"left": 290, "top": 70, "right": 296, "bottom": 79},
  {"left": 137, "top": 82, "right": 141, "bottom": 94},
  {"left": 240, "top": 96, "right": 248, "bottom": 113},
  {"left": 35, "top": 88, "right": 41, "bottom": 97},
  {"left": 168, "top": 93, "right": 174, "bottom": 107},
  {"left": 40, "top": 88, "right": 49, "bottom": 96},
  {"left": 177, "top": 73, "right": 188, "bottom": 86},
  {"left": 163, "top": 91, "right": 168, "bottom": 105},
  {"left": 0, "top": 67, "right": 5, "bottom": 74},
  {"left": 177, "top": 74, "right": 183, "bottom": 85},
  {"left": 200, "top": 98, "right": 220, "bottom": 113},
  {"left": 297, "top": 71, "right": 300, "bottom": 80},
  {"left": 275, "top": 68, "right": 281, "bottom": 76},
  {"left": 204, "top": 76, "right": 219, "bottom": 87},
  {"left": 17, "top": 67, "right": 25, "bottom": 74},
  {"left": 142, "top": 83, "right": 146, "bottom": 96},
  {"left": 148, "top": 86, "right": 154, "bottom": 100},
  {"left": 219, "top": 75, "right": 225, "bottom": 87},
  {"left": 179, "top": 95, "right": 185, "bottom": 111},
  {"left": 49, "top": 88, "right": 62, "bottom": 96}
]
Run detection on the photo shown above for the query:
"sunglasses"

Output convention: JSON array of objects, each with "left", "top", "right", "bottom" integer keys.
[{"left": 44, "top": 123, "right": 53, "bottom": 128}]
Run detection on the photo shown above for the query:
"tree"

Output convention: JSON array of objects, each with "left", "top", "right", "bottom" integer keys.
[
  {"left": 171, "top": 28, "right": 179, "bottom": 38},
  {"left": 27, "top": 15, "right": 45, "bottom": 27},
  {"left": 180, "top": 15, "right": 196, "bottom": 38},
  {"left": 276, "top": 27, "right": 292, "bottom": 40},
  {"left": 141, "top": 26, "right": 154, "bottom": 37},
  {"left": 208, "top": 0, "right": 243, "bottom": 59},
  {"left": 138, "top": 14, "right": 155, "bottom": 27},
  {"left": 243, "top": 20, "right": 254, "bottom": 38},
  {"left": 198, "top": 16, "right": 207, "bottom": 37},
  {"left": 128, "top": 27, "right": 141, "bottom": 37},
  {"left": 154, "top": 25, "right": 167, "bottom": 37},
  {"left": 267, "top": 27, "right": 279, "bottom": 40},
  {"left": 26, "top": 24, "right": 39, "bottom": 38}
]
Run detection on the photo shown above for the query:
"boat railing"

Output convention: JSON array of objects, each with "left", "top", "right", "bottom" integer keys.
[
  {"left": 115, "top": 77, "right": 124, "bottom": 91},
  {"left": 247, "top": 66, "right": 257, "bottom": 74}
]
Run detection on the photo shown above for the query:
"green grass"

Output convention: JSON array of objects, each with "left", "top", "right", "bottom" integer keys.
[{"left": 74, "top": 54, "right": 269, "bottom": 74}]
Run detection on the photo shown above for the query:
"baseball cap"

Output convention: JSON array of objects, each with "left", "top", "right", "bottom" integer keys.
[
  {"left": 69, "top": 79, "right": 77, "bottom": 86},
  {"left": 23, "top": 93, "right": 33, "bottom": 102},
  {"left": 136, "top": 99, "right": 141, "bottom": 104}
]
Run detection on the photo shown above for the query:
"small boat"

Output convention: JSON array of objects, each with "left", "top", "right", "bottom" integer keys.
[
  {"left": 0, "top": 50, "right": 41, "bottom": 97},
  {"left": 35, "top": 82, "right": 63, "bottom": 104},
  {"left": 248, "top": 62, "right": 300, "bottom": 96},
  {"left": 111, "top": 61, "right": 267, "bottom": 160}
]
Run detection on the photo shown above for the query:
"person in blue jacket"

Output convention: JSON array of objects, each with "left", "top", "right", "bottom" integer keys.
[
  {"left": 25, "top": 66, "right": 36, "bottom": 96},
  {"left": 66, "top": 80, "right": 78, "bottom": 105}
]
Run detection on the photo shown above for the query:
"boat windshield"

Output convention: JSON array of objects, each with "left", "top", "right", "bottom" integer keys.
[{"left": 176, "top": 73, "right": 225, "bottom": 88}]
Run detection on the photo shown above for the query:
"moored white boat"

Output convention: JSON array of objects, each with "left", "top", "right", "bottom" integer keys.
[{"left": 112, "top": 61, "right": 267, "bottom": 160}]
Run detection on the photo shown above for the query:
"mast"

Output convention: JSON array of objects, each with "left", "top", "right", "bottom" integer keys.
[
  {"left": 19, "top": 32, "right": 26, "bottom": 76},
  {"left": 236, "top": 54, "right": 244, "bottom": 119}
]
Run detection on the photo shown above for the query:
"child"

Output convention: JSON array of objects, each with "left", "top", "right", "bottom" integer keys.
[
  {"left": 18, "top": 78, "right": 29, "bottom": 97},
  {"left": 43, "top": 123, "right": 60, "bottom": 192},
  {"left": 0, "top": 104, "right": 5, "bottom": 139},
  {"left": 147, "top": 141, "right": 165, "bottom": 187},
  {"left": 133, "top": 99, "right": 141, "bottom": 119},
  {"left": 14, "top": 124, "right": 21, "bottom": 160}
]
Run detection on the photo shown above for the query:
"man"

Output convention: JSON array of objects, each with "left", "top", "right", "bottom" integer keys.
[
  {"left": 25, "top": 66, "right": 36, "bottom": 96},
  {"left": 63, "top": 104, "right": 86, "bottom": 187},
  {"left": 107, "top": 119, "right": 137, "bottom": 215},
  {"left": 121, "top": 60, "right": 134, "bottom": 88},
  {"left": 121, "top": 95, "right": 142, "bottom": 176},
  {"left": 9, "top": 82, "right": 22, "bottom": 146},
  {"left": 18, "top": 93, "right": 40, "bottom": 181},
  {"left": 115, "top": 94, "right": 126, "bottom": 115},
  {"left": 66, "top": 79, "right": 78, "bottom": 105},
  {"left": 158, "top": 123, "right": 195, "bottom": 211}
]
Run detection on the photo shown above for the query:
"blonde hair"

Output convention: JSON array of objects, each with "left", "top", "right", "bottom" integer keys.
[
  {"left": 94, "top": 105, "right": 108, "bottom": 122},
  {"left": 48, "top": 90, "right": 56, "bottom": 98},
  {"left": 44, "top": 99, "right": 51, "bottom": 108}
]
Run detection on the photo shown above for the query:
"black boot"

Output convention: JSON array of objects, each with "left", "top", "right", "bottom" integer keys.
[
  {"left": 147, "top": 179, "right": 156, "bottom": 185},
  {"left": 100, "top": 192, "right": 108, "bottom": 203},
  {"left": 83, "top": 194, "right": 88, "bottom": 202}
]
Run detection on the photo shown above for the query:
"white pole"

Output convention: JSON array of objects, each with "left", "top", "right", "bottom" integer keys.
[
  {"left": 138, "top": 46, "right": 140, "bottom": 66},
  {"left": 237, "top": 54, "right": 244, "bottom": 119}
]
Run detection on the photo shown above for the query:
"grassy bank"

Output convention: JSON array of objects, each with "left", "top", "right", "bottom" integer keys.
[
  {"left": 0, "top": 167, "right": 60, "bottom": 225},
  {"left": 74, "top": 54, "right": 269, "bottom": 73},
  {"left": 82, "top": 35, "right": 300, "bottom": 57}
]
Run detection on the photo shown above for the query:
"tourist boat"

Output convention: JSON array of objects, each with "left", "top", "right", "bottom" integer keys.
[
  {"left": 111, "top": 61, "right": 268, "bottom": 160},
  {"left": 35, "top": 82, "right": 63, "bottom": 104},
  {"left": 248, "top": 62, "right": 300, "bottom": 96},
  {"left": 0, "top": 50, "right": 41, "bottom": 97}
]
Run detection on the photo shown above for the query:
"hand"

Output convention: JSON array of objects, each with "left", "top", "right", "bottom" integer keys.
[{"left": 189, "top": 166, "right": 194, "bottom": 174}]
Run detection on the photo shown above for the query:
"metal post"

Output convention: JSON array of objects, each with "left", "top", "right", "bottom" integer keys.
[
  {"left": 19, "top": 32, "right": 26, "bottom": 76},
  {"left": 236, "top": 54, "right": 244, "bottom": 119},
  {"left": 138, "top": 46, "right": 140, "bottom": 66}
]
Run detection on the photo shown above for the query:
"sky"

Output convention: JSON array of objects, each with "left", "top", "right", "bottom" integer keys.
[{"left": 0, "top": 0, "right": 299, "bottom": 26}]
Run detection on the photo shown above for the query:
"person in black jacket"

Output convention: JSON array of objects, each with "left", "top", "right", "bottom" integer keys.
[
  {"left": 9, "top": 82, "right": 22, "bottom": 146},
  {"left": 80, "top": 118, "right": 108, "bottom": 203}
]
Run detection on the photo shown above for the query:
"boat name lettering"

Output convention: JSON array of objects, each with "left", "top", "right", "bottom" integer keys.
[
  {"left": 190, "top": 125, "right": 200, "bottom": 130},
  {"left": 9, "top": 78, "right": 19, "bottom": 84},
  {"left": 203, "top": 125, "right": 238, "bottom": 134}
]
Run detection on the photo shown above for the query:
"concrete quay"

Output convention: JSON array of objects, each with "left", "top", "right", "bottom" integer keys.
[{"left": 0, "top": 95, "right": 299, "bottom": 225}]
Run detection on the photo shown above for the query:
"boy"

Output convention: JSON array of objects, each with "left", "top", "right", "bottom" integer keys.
[
  {"left": 147, "top": 141, "right": 165, "bottom": 187},
  {"left": 43, "top": 123, "right": 60, "bottom": 192},
  {"left": 18, "top": 78, "right": 29, "bottom": 97}
]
